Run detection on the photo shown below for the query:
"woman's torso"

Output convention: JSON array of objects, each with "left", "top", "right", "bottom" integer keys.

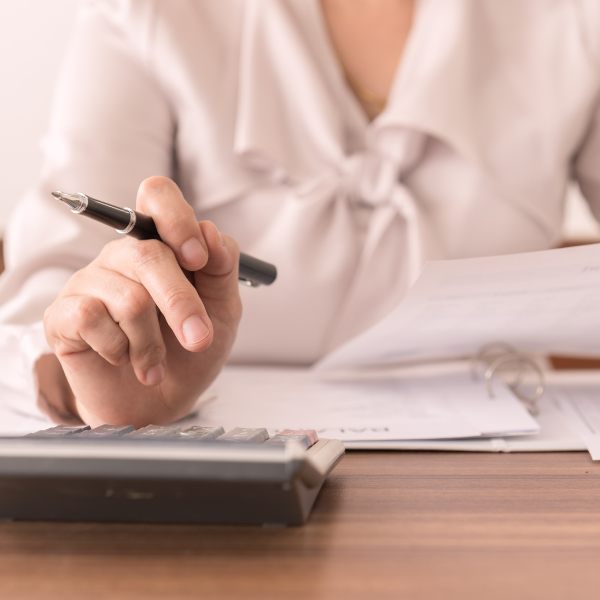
[{"left": 6, "top": 0, "right": 600, "bottom": 365}]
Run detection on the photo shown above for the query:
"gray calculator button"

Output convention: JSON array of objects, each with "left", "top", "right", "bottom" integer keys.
[
  {"left": 277, "top": 429, "right": 319, "bottom": 446},
  {"left": 24, "top": 425, "right": 91, "bottom": 438},
  {"left": 174, "top": 426, "right": 225, "bottom": 440},
  {"left": 76, "top": 425, "right": 135, "bottom": 438},
  {"left": 265, "top": 434, "right": 311, "bottom": 450},
  {"left": 217, "top": 427, "right": 269, "bottom": 443},
  {"left": 125, "top": 425, "right": 181, "bottom": 438}
]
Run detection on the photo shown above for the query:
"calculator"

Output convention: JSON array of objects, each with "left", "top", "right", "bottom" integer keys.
[{"left": 0, "top": 424, "right": 344, "bottom": 526}]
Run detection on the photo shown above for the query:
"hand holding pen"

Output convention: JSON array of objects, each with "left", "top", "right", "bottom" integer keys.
[
  {"left": 41, "top": 177, "right": 247, "bottom": 428},
  {"left": 52, "top": 191, "right": 277, "bottom": 287}
]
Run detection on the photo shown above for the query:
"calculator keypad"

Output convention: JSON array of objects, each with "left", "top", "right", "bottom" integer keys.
[
  {"left": 77, "top": 425, "right": 134, "bottom": 438},
  {"left": 25, "top": 425, "right": 91, "bottom": 438},
  {"left": 216, "top": 427, "right": 269, "bottom": 444},
  {"left": 173, "top": 426, "right": 225, "bottom": 440},
  {"left": 24, "top": 425, "right": 318, "bottom": 448},
  {"left": 126, "top": 425, "right": 181, "bottom": 439}
]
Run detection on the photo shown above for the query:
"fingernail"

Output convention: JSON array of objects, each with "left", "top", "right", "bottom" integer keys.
[
  {"left": 181, "top": 238, "right": 206, "bottom": 266},
  {"left": 118, "top": 353, "right": 130, "bottom": 366},
  {"left": 182, "top": 315, "right": 210, "bottom": 345},
  {"left": 145, "top": 363, "right": 165, "bottom": 386},
  {"left": 218, "top": 230, "right": 226, "bottom": 246}
]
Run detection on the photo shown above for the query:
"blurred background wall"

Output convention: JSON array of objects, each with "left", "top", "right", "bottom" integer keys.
[
  {"left": 0, "top": 0, "right": 79, "bottom": 232},
  {"left": 0, "top": 0, "right": 598, "bottom": 242}
]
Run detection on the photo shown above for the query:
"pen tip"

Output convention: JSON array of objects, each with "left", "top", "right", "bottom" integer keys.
[{"left": 50, "top": 190, "right": 87, "bottom": 212}]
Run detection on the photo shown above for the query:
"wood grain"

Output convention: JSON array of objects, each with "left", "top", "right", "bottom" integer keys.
[
  {"left": 1, "top": 451, "right": 600, "bottom": 600},
  {"left": 550, "top": 355, "right": 600, "bottom": 370}
]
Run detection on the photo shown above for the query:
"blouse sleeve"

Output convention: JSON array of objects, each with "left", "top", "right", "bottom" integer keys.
[{"left": 0, "top": 0, "right": 174, "bottom": 427}]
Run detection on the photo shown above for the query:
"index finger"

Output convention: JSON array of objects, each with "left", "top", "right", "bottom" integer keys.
[
  {"left": 99, "top": 238, "right": 213, "bottom": 352},
  {"left": 136, "top": 176, "right": 208, "bottom": 271}
]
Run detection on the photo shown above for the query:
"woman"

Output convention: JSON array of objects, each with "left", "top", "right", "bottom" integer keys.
[{"left": 1, "top": 0, "right": 599, "bottom": 428}]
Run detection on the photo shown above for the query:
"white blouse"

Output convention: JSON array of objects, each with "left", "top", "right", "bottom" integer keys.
[{"left": 1, "top": 0, "right": 600, "bottom": 427}]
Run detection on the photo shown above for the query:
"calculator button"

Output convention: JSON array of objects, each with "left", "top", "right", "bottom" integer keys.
[
  {"left": 125, "top": 425, "right": 181, "bottom": 438},
  {"left": 76, "top": 425, "right": 135, "bottom": 438},
  {"left": 277, "top": 430, "right": 319, "bottom": 446},
  {"left": 217, "top": 428, "right": 269, "bottom": 443},
  {"left": 265, "top": 434, "right": 311, "bottom": 450},
  {"left": 24, "top": 425, "right": 91, "bottom": 438},
  {"left": 174, "top": 426, "right": 225, "bottom": 440}
]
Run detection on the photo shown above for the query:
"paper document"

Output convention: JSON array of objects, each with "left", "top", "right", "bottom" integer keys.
[
  {"left": 346, "top": 388, "right": 585, "bottom": 452},
  {"left": 552, "top": 387, "right": 600, "bottom": 459},
  {"left": 318, "top": 244, "right": 600, "bottom": 371},
  {"left": 188, "top": 367, "right": 539, "bottom": 443}
]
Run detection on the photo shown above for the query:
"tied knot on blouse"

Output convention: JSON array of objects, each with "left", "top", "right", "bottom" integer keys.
[{"left": 230, "top": 0, "right": 437, "bottom": 352}]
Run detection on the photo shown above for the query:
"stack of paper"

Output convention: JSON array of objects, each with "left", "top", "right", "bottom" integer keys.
[
  {"left": 551, "top": 385, "right": 600, "bottom": 459},
  {"left": 189, "top": 365, "right": 590, "bottom": 453},
  {"left": 191, "top": 244, "right": 600, "bottom": 456},
  {"left": 191, "top": 366, "right": 540, "bottom": 443},
  {"left": 318, "top": 243, "right": 600, "bottom": 371}
]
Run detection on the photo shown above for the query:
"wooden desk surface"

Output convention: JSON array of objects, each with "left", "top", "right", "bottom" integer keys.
[{"left": 1, "top": 451, "right": 600, "bottom": 600}]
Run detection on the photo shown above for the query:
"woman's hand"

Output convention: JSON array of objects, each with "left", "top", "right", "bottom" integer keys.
[{"left": 42, "top": 177, "right": 242, "bottom": 428}]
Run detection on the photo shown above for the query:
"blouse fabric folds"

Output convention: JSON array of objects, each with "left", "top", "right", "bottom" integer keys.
[{"left": 1, "top": 0, "right": 600, "bottom": 426}]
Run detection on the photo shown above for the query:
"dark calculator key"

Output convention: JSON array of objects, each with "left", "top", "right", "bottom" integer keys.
[
  {"left": 173, "top": 426, "right": 225, "bottom": 441},
  {"left": 265, "top": 433, "right": 311, "bottom": 450},
  {"left": 24, "top": 425, "right": 91, "bottom": 438},
  {"left": 76, "top": 425, "right": 135, "bottom": 438},
  {"left": 125, "top": 425, "right": 181, "bottom": 438},
  {"left": 277, "top": 429, "right": 318, "bottom": 446},
  {"left": 217, "top": 427, "right": 269, "bottom": 443}
]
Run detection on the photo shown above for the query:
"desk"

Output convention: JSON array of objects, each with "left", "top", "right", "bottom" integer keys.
[{"left": 0, "top": 452, "right": 599, "bottom": 599}]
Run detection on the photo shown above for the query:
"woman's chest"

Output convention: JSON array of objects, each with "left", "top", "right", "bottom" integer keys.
[{"left": 155, "top": 0, "right": 600, "bottom": 254}]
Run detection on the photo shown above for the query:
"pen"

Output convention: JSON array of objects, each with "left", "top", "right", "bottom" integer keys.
[{"left": 51, "top": 191, "right": 277, "bottom": 287}]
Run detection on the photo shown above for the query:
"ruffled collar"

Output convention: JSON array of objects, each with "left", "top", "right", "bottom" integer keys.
[
  {"left": 234, "top": 0, "right": 359, "bottom": 181},
  {"left": 233, "top": 0, "right": 557, "bottom": 236},
  {"left": 234, "top": 0, "right": 484, "bottom": 174}
]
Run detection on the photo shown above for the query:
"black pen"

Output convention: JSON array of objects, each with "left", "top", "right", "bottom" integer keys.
[{"left": 51, "top": 191, "right": 277, "bottom": 287}]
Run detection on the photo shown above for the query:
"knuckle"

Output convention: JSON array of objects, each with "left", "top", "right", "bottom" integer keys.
[
  {"left": 161, "top": 205, "right": 196, "bottom": 233},
  {"left": 101, "top": 239, "right": 126, "bottom": 257},
  {"left": 119, "top": 286, "right": 155, "bottom": 321},
  {"left": 73, "top": 297, "right": 106, "bottom": 330},
  {"left": 103, "top": 329, "right": 129, "bottom": 359},
  {"left": 161, "top": 285, "right": 198, "bottom": 312},
  {"left": 130, "top": 239, "right": 170, "bottom": 273},
  {"left": 137, "top": 342, "right": 166, "bottom": 368},
  {"left": 62, "top": 266, "right": 94, "bottom": 295},
  {"left": 68, "top": 267, "right": 88, "bottom": 286}
]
